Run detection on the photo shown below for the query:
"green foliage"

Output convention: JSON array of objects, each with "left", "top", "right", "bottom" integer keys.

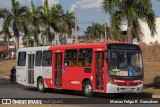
[
  {"left": 0, "top": 0, "right": 76, "bottom": 47},
  {"left": 102, "top": 0, "right": 156, "bottom": 42},
  {"left": 0, "top": 0, "right": 29, "bottom": 51},
  {"left": 84, "top": 22, "right": 110, "bottom": 42}
]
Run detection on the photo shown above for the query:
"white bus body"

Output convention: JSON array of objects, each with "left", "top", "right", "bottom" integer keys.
[{"left": 16, "top": 46, "right": 52, "bottom": 88}]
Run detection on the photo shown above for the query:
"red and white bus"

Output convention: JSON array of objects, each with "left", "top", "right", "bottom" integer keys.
[{"left": 16, "top": 41, "right": 144, "bottom": 97}]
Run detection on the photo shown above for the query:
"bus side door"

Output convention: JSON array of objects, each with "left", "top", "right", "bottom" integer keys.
[
  {"left": 93, "top": 48, "right": 106, "bottom": 92},
  {"left": 54, "top": 52, "right": 63, "bottom": 88}
]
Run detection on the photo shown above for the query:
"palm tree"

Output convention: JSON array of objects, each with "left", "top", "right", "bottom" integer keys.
[
  {"left": 102, "top": 0, "right": 156, "bottom": 43},
  {"left": 0, "top": 17, "right": 11, "bottom": 58},
  {"left": 39, "top": 0, "right": 63, "bottom": 45},
  {"left": 84, "top": 22, "right": 109, "bottom": 42},
  {"left": 61, "top": 11, "right": 75, "bottom": 44},
  {"left": 0, "top": 0, "right": 29, "bottom": 51},
  {"left": 29, "top": 1, "right": 42, "bottom": 47}
]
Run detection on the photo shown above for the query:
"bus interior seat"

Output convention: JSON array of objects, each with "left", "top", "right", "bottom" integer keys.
[{"left": 69, "top": 60, "right": 76, "bottom": 66}]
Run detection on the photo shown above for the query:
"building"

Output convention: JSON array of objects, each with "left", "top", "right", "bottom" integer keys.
[
  {"left": 121, "top": 17, "right": 160, "bottom": 44},
  {"left": 140, "top": 17, "right": 160, "bottom": 44}
]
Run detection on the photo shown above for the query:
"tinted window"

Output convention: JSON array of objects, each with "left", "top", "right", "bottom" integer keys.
[
  {"left": 18, "top": 52, "right": 26, "bottom": 66},
  {"left": 64, "top": 50, "right": 77, "bottom": 66},
  {"left": 78, "top": 49, "right": 92, "bottom": 67},
  {"left": 35, "top": 51, "right": 42, "bottom": 66},
  {"left": 42, "top": 50, "right": 52, "bottom": 66}
]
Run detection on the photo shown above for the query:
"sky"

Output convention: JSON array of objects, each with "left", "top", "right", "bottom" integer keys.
[{"left": 0, "top": 0, "right": 160, "bottom": 36}]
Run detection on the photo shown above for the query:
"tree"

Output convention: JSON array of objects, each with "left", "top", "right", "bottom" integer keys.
[
  {"left": 102, "top": 0, "right": 156, "bottom": 43},
  {"left": 84, "top": 22, "right": 109, "bottom": 42},
  {"left": 28, "top": 1, "right": 42, "bottom": 47},
  {"left": 39, "top": 0, "right": 63, "bottom": 45},
  {"left": 0, "top": 15, "right": 11, "bottom": 58},
  {"left": 61, "top": 11, "right": 75, "bottom": 44},
  {"left": 0, "top": 0, "right": 29, "bottom": 51}
]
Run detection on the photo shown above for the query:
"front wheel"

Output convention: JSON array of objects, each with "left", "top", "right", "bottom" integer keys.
[
  {"left": 83, "top": 81, "right": 94, "bottom": 97},
  {"left": 37, "top": 78, "right": 46, "bottom": 92}
]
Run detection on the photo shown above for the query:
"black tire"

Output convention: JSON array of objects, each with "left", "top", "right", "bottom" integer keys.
[
  {"left": 83, "top": 81, "right": 94, "bottom": 97},
  {"left": 37, "top": 78, "right": 46, "bottom": 92}
]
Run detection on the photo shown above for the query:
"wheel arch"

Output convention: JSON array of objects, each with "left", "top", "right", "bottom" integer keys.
[
  {"left": 37, "top": 76, "right": 43, "bottom": 86},
  {"left": 82, "top": 78, "right": 91, "bottom": 87}
]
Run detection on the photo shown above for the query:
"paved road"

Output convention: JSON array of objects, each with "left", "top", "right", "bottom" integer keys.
[{"left": 0, "top": 77, "right": 159, "bottom": 107}]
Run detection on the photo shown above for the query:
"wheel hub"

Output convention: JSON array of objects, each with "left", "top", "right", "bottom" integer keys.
[{"left": 85, "top": 84, "right": 92, "bottom": 95}]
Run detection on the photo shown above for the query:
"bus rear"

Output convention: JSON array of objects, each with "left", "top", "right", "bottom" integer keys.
[{"left": 106, "top": 43, "right": 144, "bottom": 93}]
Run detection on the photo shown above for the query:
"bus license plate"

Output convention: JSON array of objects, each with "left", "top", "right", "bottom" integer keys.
[{"left": 125, "top": 88, "right": 131, "bottom": 91}]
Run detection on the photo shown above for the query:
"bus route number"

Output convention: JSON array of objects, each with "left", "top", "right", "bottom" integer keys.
[{"left": 116, "top": 71, "right": 128, "bottom": 76}]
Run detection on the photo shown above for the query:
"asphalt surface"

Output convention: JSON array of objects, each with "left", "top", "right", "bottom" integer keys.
[
  {"left": 0, "top": 77, "right": 160, "bottom": 107},
  {"left": 0, "top": 77, "right": 147, "bottom": 99}
]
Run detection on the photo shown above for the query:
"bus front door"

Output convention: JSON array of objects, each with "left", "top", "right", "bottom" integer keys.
[
  {"left": 95, "top": 52, "right": 104, "bottom": 91},
  {"left": 28, "top": 54, "right": 34, "bottom": 85},
  {"left": 54, "top": 53, "right": 62, "bottom": 88}
]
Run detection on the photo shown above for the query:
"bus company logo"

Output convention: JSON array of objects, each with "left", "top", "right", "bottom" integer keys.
[{"left": 2, "top": 99, "right": 11, "bottom": 104}]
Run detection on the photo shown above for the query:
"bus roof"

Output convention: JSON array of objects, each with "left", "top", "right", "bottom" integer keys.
[
  {"left": 18, "top": 41, "right": 139, "bottom": 52},
  {"left": 49, "top": 41, "right": 139, "bottom": 50}
]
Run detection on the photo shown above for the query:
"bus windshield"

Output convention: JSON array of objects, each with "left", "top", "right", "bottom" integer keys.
[{"left": 108, "top": 51, "right": 143, "bottom": 77}]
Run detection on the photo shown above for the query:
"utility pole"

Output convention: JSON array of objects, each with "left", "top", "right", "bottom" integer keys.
[
  {"left": 74, "top": 7, "right": 78, "bottom": 44},
  {"left": 103, "top": 16, "right": 107, "bottom": 41}
]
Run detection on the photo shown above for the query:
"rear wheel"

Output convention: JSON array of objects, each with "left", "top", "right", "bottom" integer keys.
[
  {"left": 83, "top": 81, "right": 94, "bottom": 97},
  {"left": 37, "top": 78, "right": 46, "bottom": 92}
]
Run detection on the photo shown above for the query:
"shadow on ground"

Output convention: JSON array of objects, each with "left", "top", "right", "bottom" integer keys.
[
  {"left": 24, "top": 87, "right": 152, "bottom": 99},
  {"left": 145, "top": 76, "right": 160, "bottom": 89},
  {"left": 0, "top": 78, "right": 153, "bottom": 99}
]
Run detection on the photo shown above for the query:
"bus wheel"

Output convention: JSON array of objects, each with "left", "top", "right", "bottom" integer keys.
[
  {"left": 38, "top": 78, "right": 46, "bottom": 92},
  {"left": 83, "top": 81, "right": 94, "bottom": 97}
]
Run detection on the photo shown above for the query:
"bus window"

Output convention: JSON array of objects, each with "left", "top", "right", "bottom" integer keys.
[
  {"left": 78, "top": 49, "right": 92, "bottom": 67},
  {"left": 35, "top": 51, "right": 42, "bottom": 66},
  {"left": 18, "top": 52, "right": 26, "bottom": 66},
  {"left": 64, "top": 50, "right": 77, "bottom": 66},
  {"left": 42, "top": 50, "right": 52, "bottom": 66}
]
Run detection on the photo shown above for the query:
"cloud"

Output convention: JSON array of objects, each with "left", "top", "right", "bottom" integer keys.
[
  {"left": 69, "top": 4, "right": 76, "bottom": 12},
  {"left": 70, "top": 0, "right": 103, "bottom": 11},
  {"left": 41, "top": 0, "right": 59, "bottom": 8}
]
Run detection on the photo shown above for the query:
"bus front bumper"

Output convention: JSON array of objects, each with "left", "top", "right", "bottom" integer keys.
[{"left": 106, "top": 83, "right": 143, "bottom": 93}]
